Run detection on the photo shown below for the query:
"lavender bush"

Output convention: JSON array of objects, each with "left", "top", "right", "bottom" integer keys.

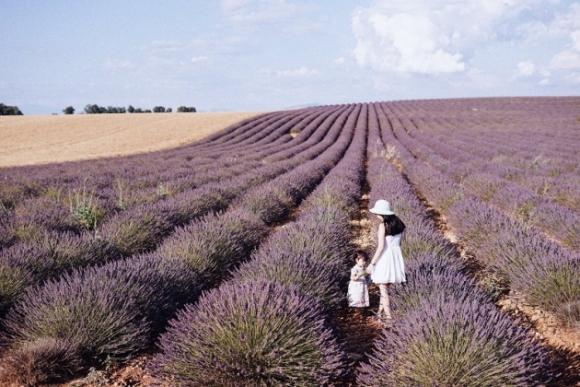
[
  {"left": 357, "top": 297, "right": 549, "bottom": 386},
  {"left": 2, "top": 254, "right": 198, "bottom": 384},
  {"left": 153, "top": 281, "right": 345, "bottom": 386},
  {"left": 156, "top": 208, "right": 268, "bottom": 283},
  {"left": 233, "top": 223, "right": 349, "bottom": 308}
]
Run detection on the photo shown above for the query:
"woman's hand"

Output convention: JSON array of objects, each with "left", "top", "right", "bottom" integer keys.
[{"left": 365, "top": 263, "right": 374, "bottom": 275}]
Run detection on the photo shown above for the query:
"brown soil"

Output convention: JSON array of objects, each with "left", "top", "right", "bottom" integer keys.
[
  {"left": 0, "top": 112, "right": 258, "bottom": 167},
  {"left": 336, "top": 173, "right": 385, "bottom": 385},
  {"left": 64, "top": 355, "right": 164, "bottom": 387},
  {"left": 420, "top": 192, "right": 580, "bottom": 357},
  {"left": 498, "top": 296, "right": 580, "bottom": 353}
]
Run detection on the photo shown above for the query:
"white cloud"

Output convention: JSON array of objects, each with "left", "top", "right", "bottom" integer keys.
[
  {"left": 334, "top": 57, "right": 346, "bottom": 65},
  {"left": 538, "top": 78, "right": 551, "bottom": 86},
  {"left": 352, "top": 7, "right": 464, "bottom": 74},
  {"left": 352, "top": 0, "right": 540, "bottom": 75},
  {"left": 550, "top": 50, "right": 580, "bottom": 69},
  {"left": 548, "top": 4, "right": 580, "bottom": 70},
  {"left": 222, "top": 0, "right": 249, "bottom": 12},
  {"left": 191, "top": 56, "right": 209, "bottom": 63},
  {"left": 275, "top": 66, "right": 319, "bottom": 77},
  {"left": 516, "top": 61, "right": 535, "bottom": 77},
  {"left": 565, "top": 72, "right": 580, "bottom": 84},
  {"left": 550, "top": 3, "right": 580, "bottom": 35},
  {"left": 573, "top": 30, "right": 580, "bottom": 51},
  {"left": 464, "top": 67, "right": 501, "bottom": 89},
  {"left": 220, "top": 0, "right": 301, "bottom": 23}
]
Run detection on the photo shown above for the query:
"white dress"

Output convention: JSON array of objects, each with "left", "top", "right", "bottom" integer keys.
[
  {"left": 371, "top": 232, "right": 406, "bottom": 284},
  {"left": 348, "top": 265, "right": 369, "bottom": 307}
]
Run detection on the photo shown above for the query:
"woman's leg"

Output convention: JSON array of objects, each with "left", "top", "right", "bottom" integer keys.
[
  {"left": 374, "top": 284, "right": 384, "bottom": 317},
  {"left": 379, "top": 284, "right": 392, "bottom": 319}
]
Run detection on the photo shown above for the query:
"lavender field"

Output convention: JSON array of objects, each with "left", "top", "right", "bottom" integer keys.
[{"left": 0, "top": 97, "right": 578, "bottom": 386}]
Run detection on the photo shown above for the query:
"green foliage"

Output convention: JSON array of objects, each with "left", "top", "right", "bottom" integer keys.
[
  {"left": 114, "top": 179, "right": 128, "bottom": 210},
  {"left": 68, "top": 187, "right": 104, "bottom": 231},
  {"left": 0, "top": 103, "right": 23, "bottom": 115},
  {"left": 527, "top": 265, "right": 580, "bottom": 325}
]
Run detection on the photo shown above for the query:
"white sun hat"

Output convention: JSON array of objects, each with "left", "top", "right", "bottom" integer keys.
[{"left": 369, "top": 199, "right": 395, "bottom": 216}]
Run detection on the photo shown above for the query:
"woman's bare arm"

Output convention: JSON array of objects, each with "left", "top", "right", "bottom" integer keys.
[{"left": 370, "top": 223, "right": 385, "bottom": 265}]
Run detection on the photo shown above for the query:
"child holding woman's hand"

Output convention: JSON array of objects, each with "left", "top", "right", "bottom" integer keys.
[{"left": 347, "top": 251, "right": 370, "bottom": 308}]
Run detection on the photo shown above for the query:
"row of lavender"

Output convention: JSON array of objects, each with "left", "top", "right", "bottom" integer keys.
[
  {"left": 0, "top": 107, "right": 337, "bottom": 249},
  {"left": 0, "top": 110, "right": 294, "bottom": 247},
  {"left": 0, "top": 106, "right": 350, "bottom": 318},
  {"left": 397, "top": 113, "right": 578, "bottom": 197},
  {"left": 388, "top": 98, "right": 579, "bottom": 211},
  {"left": 357, "top": 103, "right": 550, "bottom": 386},
  {"left": 392, "top": 98, "right": 578, "bottom": 160},
  {"left": 0, "top": 105, "right": 362, "bottom": 384},
  {"left": 388, "top": 104, "right": 579, "bottom": 251},
  {"left": 380, "top": 103, "right": 579, "bottom": 325},
  {"left": 151, "top": 104, "right": 368, "bottom": 385},
  {"left": 0, "top": 111, "right": 276, "bottom": 210}
]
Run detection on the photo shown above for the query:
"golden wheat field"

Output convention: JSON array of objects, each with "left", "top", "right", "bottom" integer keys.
[{"left": 0, "top": 112, "right": 258, "bottom": 167}]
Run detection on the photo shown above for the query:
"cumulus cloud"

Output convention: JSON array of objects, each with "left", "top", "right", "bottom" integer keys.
[
  {"left": 550, "top": 28, "right": 580, "bottom": 70},
  {"left": 550, "top": 3, "right": 580, "bottom": 35},
  {"left": 520, "top": 4, "right": 580, "bottom": 71},
  {"left": 516, "top": 61, "right": 535, "bottom": 77},
  {"left": 352, "top": 0, "right": 540, "bottom": 75}
]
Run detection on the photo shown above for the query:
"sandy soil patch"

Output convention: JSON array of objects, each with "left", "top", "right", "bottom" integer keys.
[{"left": 0, "top": 112, "right": 258, "bottom": 167}]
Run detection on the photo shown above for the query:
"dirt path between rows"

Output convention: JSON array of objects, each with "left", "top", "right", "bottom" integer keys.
[{"left": 333, "top": 163, "right": 385, "bottom": 386}]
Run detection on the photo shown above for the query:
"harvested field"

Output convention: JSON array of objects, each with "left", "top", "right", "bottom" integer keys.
[{"left": 0, "top": 112, "right": 257, "bottom": 167}]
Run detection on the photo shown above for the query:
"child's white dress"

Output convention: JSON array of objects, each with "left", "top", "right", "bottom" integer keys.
[
  {"left": 371, "top": 232, "right": 406, "bottom": 284},
  {"left": 348, "top": 265, "right": 369, "bottom": 307}
]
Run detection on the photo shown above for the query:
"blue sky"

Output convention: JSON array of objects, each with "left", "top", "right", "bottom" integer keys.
[{"left": 1, "top": 0, "right": 579, "bottom": 114}]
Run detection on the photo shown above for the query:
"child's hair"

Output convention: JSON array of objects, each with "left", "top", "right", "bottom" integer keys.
[{"left": 355, "top": 250, "right": 368, "bottom": 262}]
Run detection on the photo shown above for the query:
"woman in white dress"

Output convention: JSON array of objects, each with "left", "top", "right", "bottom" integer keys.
[{"left": 366, "top": 199, "right": 406, "bottom": 325}]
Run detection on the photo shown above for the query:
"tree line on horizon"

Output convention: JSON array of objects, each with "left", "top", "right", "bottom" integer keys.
[
  {"left": 0, "top": 103, "right": 197, "bottom": 116},
  {"left": 0, "top": 103, "right": 23, "bottom": 115},
  {"left": 63, "top": 105, "right": 197, "bottom": 114}
]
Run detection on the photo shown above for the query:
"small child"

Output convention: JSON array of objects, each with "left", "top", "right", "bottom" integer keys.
[{"left": 347, "top": 251, "right": 370, "bottom": 308}]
